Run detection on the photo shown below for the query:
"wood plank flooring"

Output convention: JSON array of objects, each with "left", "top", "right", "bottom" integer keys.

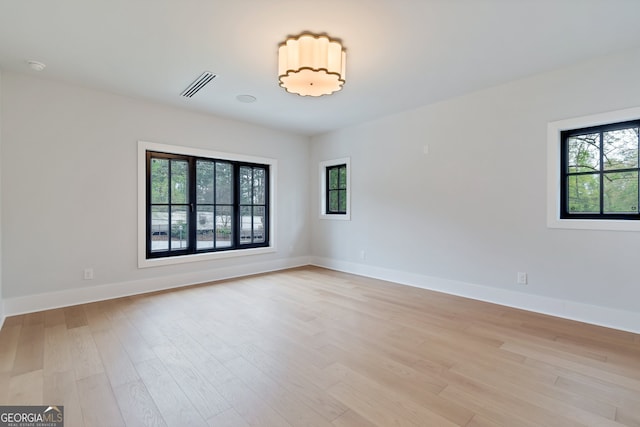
[{"left": 1, "top": 266, "right": 639, "bottom": 426}]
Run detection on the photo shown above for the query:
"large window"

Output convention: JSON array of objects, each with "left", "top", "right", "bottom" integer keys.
[
  {"left": 560, "top": 120, "right": 640, "bottom": 220},
  {"left": 144, "top": 146, "right": 270, "bottom": 261}
]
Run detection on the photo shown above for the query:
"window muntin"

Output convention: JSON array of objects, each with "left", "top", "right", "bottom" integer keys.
[
  {"left": 561, "top": 120, "right": 640, "bottom": 219},
  {"left": 326, "top": 164, "right": 347, "bottom": 214},
  {"left": 146, "top": 150, "right": 269, "bottom": 259}
]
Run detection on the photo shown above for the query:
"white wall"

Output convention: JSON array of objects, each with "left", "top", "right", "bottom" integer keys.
[
  {"left": 0, "top": 72, "right": 310, "bottom": 312},
  {"left": 310, "top": 47, "right": 640, "bottom": 332},
  {"left": 0, "top": 70, "right": 4, "bottom": 328}
]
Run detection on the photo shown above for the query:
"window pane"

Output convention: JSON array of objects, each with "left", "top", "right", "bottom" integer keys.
[
  {"left": 240, "top": 206, "right": 252, "bottom": 244},
  {"left": 566, "top": 174, "right": 600, "bottom": 213},
  {"left": 253, "top": 206, "right": 265, "bottom": 243},
  {"left": 151, "top": 158, "right": 168, "bottom": 203},
  {"left": 338, "top": 166, "right": 347, "bottom": 189},
  {"left": 328, "top": 167, "right": 339, "bottom": 190},
  {"left": 338, "top": 189, "right": 347, "bottom": 212},
  {"left": 253, "top": 168, "right": 266, "bottom": 204},
  {"left": 196, "top": 206, "right": 214, "bottom": 250},
  {"left": 603, "top": 171, "right": 639, "bottom": 213},
  {"left": 567, "top": 133, "right": 600, "bottom": 173},
  {"left": 216, "top": 162, "right": 232, "bottom": 204},
  {"left": 240, "top": 167, "right": 252, "bottom": 204},
  {"left": 196, "top": 160, "right": 214, "bottom": 203},
  {"left": 216, "top": 206, "right": 233, "bottom": 248},
  {"left": 603, "top": 127, "right": 638, "bottom": 171},
  {"left": 329, "top": 191, "right": 339, "bottom": 212},
  {"left": 170, "top": 206, "right": 189, "bottom": 250},
  {"left": 171, "top": 160, "right": 188, "bottom": 204},
  {"left": 151, "top": 206, "right": 169, "bottom": 252}
]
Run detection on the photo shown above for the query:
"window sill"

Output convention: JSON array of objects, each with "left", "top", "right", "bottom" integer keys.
[
  {"left": 547, "top": 217, "right": 640, "bottom": 232},
  {"left": 138, "top": 246, "right": 277, "bottom": 269},
  {"left": 320, "top": 213, "right": 351, "bottom": 221}
]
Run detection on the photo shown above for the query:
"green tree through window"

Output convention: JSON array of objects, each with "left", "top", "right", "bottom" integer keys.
[{"left": 561, "top": 120, "right": 640, "bottom": 219}]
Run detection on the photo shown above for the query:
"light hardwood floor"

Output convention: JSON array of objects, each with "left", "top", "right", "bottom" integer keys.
[{"left": 1, "top": 266, "right": 639, "bottom": 426}]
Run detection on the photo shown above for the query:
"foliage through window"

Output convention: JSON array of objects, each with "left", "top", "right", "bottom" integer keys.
[
  {"left": 147, "top": 151, "right": 269, "bottom": 258},
  {"left": 561, "top": 120, "right": 640, "bottom": 219},
  {"left": 326, "top": 164, "right": 347, "bottom": 214}
]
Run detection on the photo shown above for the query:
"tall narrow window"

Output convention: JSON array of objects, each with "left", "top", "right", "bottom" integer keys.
[
  {"left": 239, "top": 166, "right": 268, "bottom": 244},
  {"left": 326, "top": 164, "right": 347, "bottom": 214},
  {"left": 195, "top": 160, "right": 234, "bottom": 250},
  {"left": 561, "top": 120, "right": 640, "bottom": 219},
  {"left": 146, "top": 150, "right": 269, "bottom": 259},
  {"left": 149, "top": 153, "right": 191, "bottom": 255},
  {"left": 319, "top": 157, "right": 350, "bottom": 220}
]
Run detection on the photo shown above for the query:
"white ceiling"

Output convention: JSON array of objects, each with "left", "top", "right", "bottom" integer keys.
[{"left": 1, "top": 0, "right": 640, "bottom": 136}]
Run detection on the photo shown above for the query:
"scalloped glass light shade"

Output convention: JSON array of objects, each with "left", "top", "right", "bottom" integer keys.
[{"left": 278, "top": 33, "right": 346, "bottom": 97}]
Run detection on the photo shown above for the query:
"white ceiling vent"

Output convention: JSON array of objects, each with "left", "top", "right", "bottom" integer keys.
[{"left": 181, "top": 71, "right": 216, "bottom": 97}]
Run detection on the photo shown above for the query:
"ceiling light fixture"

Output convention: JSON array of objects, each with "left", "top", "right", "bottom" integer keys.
[{"left": 278, "top": 33, "right": 346, "bottom": 97}]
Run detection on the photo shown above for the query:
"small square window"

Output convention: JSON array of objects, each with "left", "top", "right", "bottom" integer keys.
[
  {"left": 547, "top": 107, "right": 640, "bottom": 231},
  {"left": 561, "top": 121, "right": 640, "bottom": 219}
]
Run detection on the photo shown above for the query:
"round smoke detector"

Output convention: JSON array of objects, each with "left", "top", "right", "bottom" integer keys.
[
  {"left": 236, "top": 94, "right": 257, "bottom": 103},
  {"left": 27, "top": 60, "right": 46, "bottom": 71}
]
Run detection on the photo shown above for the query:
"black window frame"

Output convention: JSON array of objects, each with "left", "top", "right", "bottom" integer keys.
[
  {"left": 146, "top": 150, "right": 269, "bottom": 259},
  {"left": 560, "top": 119, "right": 640, "bottom": 220},
  {"left": 325, "top": 163, "right": 347, "bottom": 215}
]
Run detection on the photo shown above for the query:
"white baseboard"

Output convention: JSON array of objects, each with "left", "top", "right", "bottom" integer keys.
[
  {"left": 3, "top": 256, "right": 312, "bottom": 317},
  {"left": 311, "top": 257, "right": 640, "bottom": 334},
  {"left": 4, "top": 255, "right": 638, "bottom": 335}
]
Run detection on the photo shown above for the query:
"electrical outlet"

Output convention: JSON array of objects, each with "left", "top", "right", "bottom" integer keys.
[
  {"left": 84, "top": 268, "right": 94, "bottom": 280},
  {"left": 359, "top": 250, "right": 366, "bottom": 260},
  {"left": 517, "top": 272, "right": 527, "bottom": 285}
]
